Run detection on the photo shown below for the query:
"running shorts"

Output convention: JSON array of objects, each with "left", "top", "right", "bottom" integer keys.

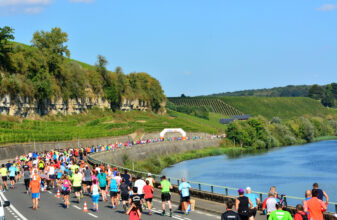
[
  {"left": 92, "top": 195, "right": 99, "bottom": 203},
  {"left": 182, "top": 196, "right": 190, "bottom": 202},
  {"left": 32, "top": 193, "right": 39, "bottom": 199},
  {"left": 110, "top": 191, "right": 118, "bottom": 197},
  {"left": 83, "top": 181, "right": 92, "bottom": 186},
  {"left": 161, "top": 193, "right": 171, "bottom": 202},
  {"left": 100, "top": 186, "right": 106, "bottom": 191},
  {"left": 15, "top": 171, "right": 19, "bottom": 175},
  {"left": 2, "top": 176, "right": 7, "bottom": 181},
  {"left": 145, "top": 198, "right": 153, "bottom": 202},
  {"left": 73, "top": 186, "right": 81, "bottom": 192},
  {"left": 9, "top": 176, "right": 15, "bottom": 181},
  {"left": 49, "top": 175, "right": 55, "bottom": 179},
  {"left": 62, "top": 190, "right": 70, "bottom": 195},
  {"left": 121, "top": 194, "right": 129, "bottom": 201}
]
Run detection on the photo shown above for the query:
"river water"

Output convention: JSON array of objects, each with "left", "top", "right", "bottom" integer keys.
[{"left": 162, "top": 140, "right": 337, "bottom": 212}]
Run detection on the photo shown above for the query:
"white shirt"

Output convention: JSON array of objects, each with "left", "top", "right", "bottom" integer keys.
[{"left": 134, "top": 179, "right": 146, "bottom": 195}]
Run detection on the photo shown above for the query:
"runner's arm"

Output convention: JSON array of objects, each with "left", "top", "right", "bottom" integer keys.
[
  {"left": 248, "top": 198, "right": 254, "bottom": 209},
  {"left": 235, "top": 199, "right": 240, "bottom": 211},
  {"left": 323, "top": 190, "right": 329, "bottom": 203}
]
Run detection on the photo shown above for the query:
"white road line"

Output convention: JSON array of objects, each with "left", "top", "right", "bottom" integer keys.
[
  {"left": 72, "top": 205, "right": 82, "bottom": 210},
  {"left": 87, "top": 213, "right": 98, "bottom": 218},
  {"left": 47, "top": 191, "right": 52, "bottom": 194},
  {"left": 0, "top": 191, "right": 28, "bottom": 220}
]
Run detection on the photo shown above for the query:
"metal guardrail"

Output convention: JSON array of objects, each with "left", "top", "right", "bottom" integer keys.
[{"left": 88, "top": 145, "right": 337, "bottom": 214}]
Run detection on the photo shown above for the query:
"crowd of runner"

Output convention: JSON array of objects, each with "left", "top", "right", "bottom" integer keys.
[{"left": 0, "top": 135, "right": 331, "bottom": 220}]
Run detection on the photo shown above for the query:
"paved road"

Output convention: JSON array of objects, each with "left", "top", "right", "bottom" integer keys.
[{"left": 1, "top": 180, "right": 221, "bottom": 220}]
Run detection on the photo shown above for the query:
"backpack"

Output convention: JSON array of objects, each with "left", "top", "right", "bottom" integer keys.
[{"left": 296, "top": 212, "right": 308, "bottom": 220}]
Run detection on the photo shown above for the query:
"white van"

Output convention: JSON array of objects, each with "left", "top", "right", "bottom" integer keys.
[{"left": 0, "top": 200, "right": 10, "bottom": 220}]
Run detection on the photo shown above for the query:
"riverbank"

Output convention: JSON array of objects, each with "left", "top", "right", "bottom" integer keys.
[{"left": 124, "top": 135, "right": 337, "bottom": 174}]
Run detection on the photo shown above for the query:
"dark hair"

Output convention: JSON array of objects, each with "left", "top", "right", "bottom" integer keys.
[
  {"left": 226, "top": 200, "right": 234, "bottom": 209},
  {"left": 312, "top": 189, "right": 318, "bottom": 197},
  {"left": 239, "top": 191, "right": 244, "bottom": 195},
  {"left": 133, "top": 187, "right": 138, "bottom": 193},
  {"left": 296, "top": 204, "right": 304, "bottom": 211},
  {"left": 313, "top": 183, "right": 318, "bottom": 188},
  {"left": 146, "top": 180, "right": 150, "bottom": 185},
  {"left": 276, "top": 202, "right": 282, "bottom": 208},
  {"left": 161, "top": 176, "right": 166, "bottom": 180}
]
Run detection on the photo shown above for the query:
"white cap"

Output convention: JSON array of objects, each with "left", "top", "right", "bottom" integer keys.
[
  {"left": 147, "top": 173, "right": 152, "bottom": 177},
  {"left": 246, "top": 187, "right": 251, "bottom": 192}
]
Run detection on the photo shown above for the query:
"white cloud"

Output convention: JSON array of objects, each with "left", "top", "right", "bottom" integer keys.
[
  {"left": 0, "top": 0, "right": 50, "bottom": 6},
  {"left": 24, "top": 6, "right": 44, "bottom": 14},
  {"left": 317, "top": 3, "right": 337, "bottom": 11},
  {"left": 69, "top": 0, "right": 94, "bottom": 3}
]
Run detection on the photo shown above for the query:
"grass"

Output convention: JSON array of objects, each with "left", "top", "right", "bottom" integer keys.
[
  {"left": 0, "top": 109, "right": 225, "bottom": 145},
  {"left": 313, "top": 136, "right": 337, "bottom": 141},
  {"left": 217, "top": 96, "right": 337, "bottom": 119}
]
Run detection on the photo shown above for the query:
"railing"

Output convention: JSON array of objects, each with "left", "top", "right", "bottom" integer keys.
[{"left": 88, "top": 147, "right": 337, "bottom": 214}]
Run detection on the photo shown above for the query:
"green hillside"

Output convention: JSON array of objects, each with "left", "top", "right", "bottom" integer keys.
[{"left": 218, "top": 96, "right": 337, "bottom": 119}]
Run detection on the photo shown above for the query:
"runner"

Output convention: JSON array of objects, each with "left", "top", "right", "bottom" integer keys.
[
  {"left": 305, "top": 189, "right": 327, "bottom": 220},
  {"left": 134, "top": 176, "right": 146, "bottom": 209},
  {"left": 122, "top": 169, "right": 132, "bottom": 187},
  {"left": 71, "top": 168, "right": 83, "bottom": 203},
  {"left": 145, "top": 173, "right": 155, "bottom": 188},
  {"left": 129, "top": 187, "right": 142, "bottom": 219},
  {"left": 303, "top": 190, "right": 312, "bottom": 213},
  {"left": 8, "top": 163, "right": 16, "bottom": 189},
  {"left": 0, "top": 164, "right": 8, "bottom": 191},
  {"left": 61, "top": 175, "right": 72, "bottom": 208},
  {"left": 120, "top": 178, "right": 130, "bottom": 213},
  {"left": 126, "top": 203, "right": 142, "bottom": 220},
  {"left": 262, "top": 191, "right": 279, "bottom": 219},
  {"left": 97, "top": 168, "right": 108, "bottom": 202},
  {"left": 29, "top": 178, "right": 41, "bottom": 210},
  {"left": 245, "top": 187, "right": 260, "bottom": 220},
  {"left": 236, "top": 188, "right": 253, "bottom": 220},
  {"left": 294, "top": 204, "right": 310, "bottom": 220},
  {"left": 23, "top": 165, "right": 31, "bottom": 194},
  {"left": 83, "top": 166, "right": 92, "bottom": 195},
  {"left": 178, "top": 177, "right": 192, "bottom": 215},
  {"left": 109, "top": 175, "right": 119, "bottom": 209},
  {"left": 268, "top": 202, "right": 292, "bottom": 220},
  {"left": 312, "top": 183, "right": 329, "bottom": 204},
  {"left": 159, "top": 176, "right": 173, "bottom": 217},
  {"left": 143, "top": 180, "right": 154, "bottom": 215},
  {"left": 221, "top": 200, "right": 241, "bottom": 220}
]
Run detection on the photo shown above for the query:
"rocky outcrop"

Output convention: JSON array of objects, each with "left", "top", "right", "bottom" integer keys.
[{"left": 120, "top": 98, "right": 148, "bottom": 111}]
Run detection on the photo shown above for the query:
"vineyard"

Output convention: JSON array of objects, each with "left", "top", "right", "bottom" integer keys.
[{"left": 168, "top": 98, "right": 244, "bottom": 116}]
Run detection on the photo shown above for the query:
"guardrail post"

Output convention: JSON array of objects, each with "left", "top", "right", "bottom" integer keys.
[
  {"left": 260, "top": 193, "right": 263, "bottom": 202},
  {"left": 168, "top": 178, "right": 171, "bottom": 182},
  {"left": 177, "top": 180, "right": 180, "bottom": 185},
  {"left": 225, "top": 188, "right": 228, "bottom": 196},
  {"left": 198, "top": 184, "right": 201, "bottom": 191},
  {"left": 211, "top": 185, "right": 214, "bottom": 193},
  {"left": 335, "top": 204, "right": 337, "bottom": 214}
]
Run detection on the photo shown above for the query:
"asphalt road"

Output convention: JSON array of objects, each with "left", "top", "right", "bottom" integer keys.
[{"left": 1, "top": 180, "right": 221, "bottom": 220}]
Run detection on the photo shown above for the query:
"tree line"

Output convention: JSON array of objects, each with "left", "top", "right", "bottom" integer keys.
[
  {"left": 0, "top": 26, "right": 166, "bottom": 113},
  {"left": 308, "top": 83, "right": 337, "bottom": 108}
]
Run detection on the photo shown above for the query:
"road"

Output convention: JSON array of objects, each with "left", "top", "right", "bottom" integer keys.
[{"left": 1, "top": 180, "right": 221, "bottom": 220}]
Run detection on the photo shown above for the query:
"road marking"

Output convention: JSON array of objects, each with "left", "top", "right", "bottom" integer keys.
[
  {"left": 0, "top": 191, "right": 27, "bottom": 220},
  {"left": 88, "top": 213, "right": 98, "bottom": 218},
  {"left": 47, "top": 191, "right": 52, "bottom": 194},
  {"left": 72, "top": 205, "right": 82, "bottom": 210}
]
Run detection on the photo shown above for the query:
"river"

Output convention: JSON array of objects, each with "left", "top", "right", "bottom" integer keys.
[{"left": 162, "top": 140, "right": 337, "bottom": 212}]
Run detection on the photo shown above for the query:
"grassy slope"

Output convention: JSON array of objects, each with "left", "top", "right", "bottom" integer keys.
[
  {"left": 217, "top": 97, "right": 337, "bottom": 119},
  {"left": 0, "top": 109, "right": 225, "bottom": 145}
]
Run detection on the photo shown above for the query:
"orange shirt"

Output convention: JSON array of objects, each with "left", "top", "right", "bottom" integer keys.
[
  {"left": 32, "top": 173, "right": 41, "bottom": 182},
  {"left": 307, "top": 197, "right": 326, "bottom": 220},
  {"left": 30, "top": 180, "right": 41, "bottom": 193}
]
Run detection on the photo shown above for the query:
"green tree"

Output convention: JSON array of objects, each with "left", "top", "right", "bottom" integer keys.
[
  {"left": 298, "top": 117, "right": 315, "bottom": 142},
  {"left": 0, "top": 26, "right": 15, "bottom": 70},
  {"left": 308, "top": 84, "right": 324, "bottom": 100}
]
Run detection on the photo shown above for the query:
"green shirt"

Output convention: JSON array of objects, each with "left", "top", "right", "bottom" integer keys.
[
  {"left": 72, "top": 173, "right": 82, "bottom": 187},
  {"left": 161, "top": 180, "right": 171, "bottom": 193},
  {"left": 269, "top": 210, "right": 292, "bottom": 220},
  {"left": 0, "top": 168, "right": 7, "bottom": 176}
]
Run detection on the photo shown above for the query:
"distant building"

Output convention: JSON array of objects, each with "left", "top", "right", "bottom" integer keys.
[{"left": 219, "top": 115, "right": 251, "bottom": 124}]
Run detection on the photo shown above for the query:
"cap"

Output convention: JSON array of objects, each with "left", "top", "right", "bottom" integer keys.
[
  {"left": 238, "top": 188, "right": 244, "bottom": 194},
  {"left": 113, "top": 167, "right": 117, "bottom": 170},
  {"left": 147, "top": 173, "right": 152, "bottom": 177}
]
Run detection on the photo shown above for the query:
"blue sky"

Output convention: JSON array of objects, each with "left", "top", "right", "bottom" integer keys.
[{"left": 0, "top": 0, "right": 336, "bottom": 96}]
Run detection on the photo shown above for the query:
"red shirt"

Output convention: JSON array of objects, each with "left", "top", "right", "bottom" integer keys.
[
  {"left": 143, "top": 185, "right": 153, "bottom": 199},
  {"left": 129, "top": 210, "right": 140, "bottom": 220},
  {"left": 294, "top": 211, "right": 310, "bottom": 220}
]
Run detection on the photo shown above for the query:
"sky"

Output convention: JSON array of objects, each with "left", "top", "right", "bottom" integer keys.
[{"left": 0, "top": 0, "right": 336, "bottom": 97}]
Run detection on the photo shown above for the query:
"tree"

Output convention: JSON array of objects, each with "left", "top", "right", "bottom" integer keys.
[
  {"left": 331, "top": 83, "right": 337, "bottom": 99},
  {"left": 95, "top": 55, "right": 109, "bottom": 85},
  {"left": 321, "top": 85, "right": 335, "bottom": 107},
  {"left": 0, "top": 26, "right": 15, "bottom": 70},
  {"left": 308, "top": 85, "right": 324, "bottom": 100}
]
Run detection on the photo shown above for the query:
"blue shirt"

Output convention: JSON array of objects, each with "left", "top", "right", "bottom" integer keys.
[
  {"left": 245, "top": 193, "right": 258, "bottom": 207},
  {"left": 9, "top": 166, "right": 16, "bottom": 177},
  {"left": 110, "top": 179, "right": 118, "bottom": 192},
  {"left": 178, "top": 182, "right": 191, "bottom": 197},
  {"left": 97, "top": 173, "right": 107, "bottom": 187}
]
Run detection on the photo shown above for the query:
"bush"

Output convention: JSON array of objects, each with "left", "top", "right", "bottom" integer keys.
[
  {"left": 253, "top": 140, "right": 266, "bottom": 149},
  {"left": 284, "top": 135, "right": 297, "bottom": 145},
  {"left": 271, "top": 117, "right": 281, "bottom": 124}
]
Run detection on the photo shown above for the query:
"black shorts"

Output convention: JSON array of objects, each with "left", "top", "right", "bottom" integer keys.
[
  {"left": 73, "top": 186, "right": 81, "bottom": 192},
  {"left": 100, "top": 186, "right": 106, "bottom": 190},
  {"left": 49, "top": 175, "right": 55, "bottom": 179},
  {"left": 9, "top": 176, "right": 15, "bottom": 181},
  {"left": 140, "top": 194, "right": 144, "bottom": 199},
  {"left": 121, "top": 194, "right": 129, "bottom": 201},
  {"left": 182, "top": 196, "right": 190, "bottom": 202},
  {"left": 110, "top": 191, "right": 118, "bottom": 197},
  {"left": 145, "top": 198, "right": 153, "bottom": 202},
  {"left": 39, "top": 167, "right": 44, "bottom": 171},
  {"left": 62, "top": 190, "right": 70, "bottom": 195},
  {"left": 250, "top": 208, "right": 257, "bottom": 217},
  {"left": 161, "top": 193, "right": 171, "bottom": 202},
  {"left": 2, "top": 176, "right": 7, "bottom": 181},
  {"left": 83, "top": 181, "right": 92, "bottom": 186},
  {"left": 15, "top": 172, "right": 19, "bottom": 175}
]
